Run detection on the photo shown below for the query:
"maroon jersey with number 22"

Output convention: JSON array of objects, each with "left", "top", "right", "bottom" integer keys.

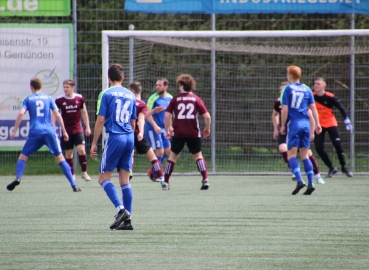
[{"left": 166, "top": 92, "right": 208, "bottom": 138}]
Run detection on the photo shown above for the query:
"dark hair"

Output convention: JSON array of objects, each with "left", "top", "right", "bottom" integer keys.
[
  {"left": 129, "top": 81, "right": 142, "bottom": 94},
  {"left": 176, "top": 74, "right": 196, "bottom": 92},
  {"left": 30, "top": 78, "right": 42, "bottom": 90},
  {"left": 157, "top": 77, "right": 169, "bottom": 86},
  {"left": 63, "top": 79, "right": 76, "bottom": 86},
  {"left": 314, "top": 77, "right": 326, "bottom": 83},
  {"left": 108, "top": 64, "right": 124, "bottom": 82}
]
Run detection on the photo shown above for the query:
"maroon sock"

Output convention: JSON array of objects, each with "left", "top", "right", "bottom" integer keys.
[
  {"left": 66, "top": 158, "right": 74, "bottom": 175},
  {"left": 309, "top": 155, "right": 320, "bottom": 175},
  {"left": 281, "top": 151, "right": 290, "bottom": 169},
  {"left": 196, "top": 158, "right": 208, "bottom": 180},
  {"left": 151, "top": 159, "right": 163, "bottom": 177},
  {"left": 164, "top": 160, "right": 175, "bottom": 184},
  {"left": 79, "top": 155, "right": 87, "bottom": 172}
]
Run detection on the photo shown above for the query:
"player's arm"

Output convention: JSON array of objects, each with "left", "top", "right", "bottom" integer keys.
[
  {"left": 164, "top": 111, "right": 173, "bottom": 139},
  {"left": 10, "top": 108, "right": 26, "bottom": 139},
  {"left": 137, "top": 112, "right": 145, "bottom": 141},
  {"left": 272, "top": 109, "right": 280, "bottom": 140},
  {"left": 332, "top": 96, "right": 353, "bottom": 133},
  {"left": 307, "top": 109, "right": 316, "bottom": 141},
  {"left": 90, "top": 115, "right": 105, "bottom": 159},
  {"left": 80, "top": 106, "right": 91, "bottom": 136},
  {"left": 202, "top": 112, "right": 211, "bottom": 138},
  {"left": 53, "top": 109, "right": 69, "bottom": 142},
  {"left": 280, "top": 105, "right": 288, "bottom": 135},
  {"left": 146, "top": 113, "right": 162, "bottom": 134},
  {"left": 146, "top": 106, "right": 165, "bottom": 118},
  {"left": 309, "top": 103, "right": 322, "bottom": 135}
]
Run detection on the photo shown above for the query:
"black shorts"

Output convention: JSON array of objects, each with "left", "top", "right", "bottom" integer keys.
[
  {"left": 277, "top": 133, "right": 287, "bottom": 146},
  {"left": 171, "top": 137, "right": 202, "bottom": 155},
  {"left": 134, "top": 133, "right": 151, "bottom": 155},
  {"left": 61, "top": 132, "right": 85, "bottom": 150}
]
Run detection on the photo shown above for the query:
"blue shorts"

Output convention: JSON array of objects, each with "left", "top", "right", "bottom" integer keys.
[
  {"left": 286, "top": 121, "right": 310, "bottom": 150},
  {"left": 145, "top": 127, "right": 171, "bottom": 150},
  {"left": 22, "top": 132, "right": 62, "bottom": 157},
  {"left": 100, "top": 133, "right": 134, "bottom": 173}
]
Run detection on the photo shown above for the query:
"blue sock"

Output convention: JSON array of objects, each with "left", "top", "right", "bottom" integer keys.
[
  {"left": 59, "top": 160, "right": 76, "bottom": 187},
  {"left": 15, "top": 159, "right": 26, "bottom": 179},
  {"left": 121, "top": 183, "right": 133, "bottom": 215},
  {"left": 101, "top": 180, "right": 123, "bottom": 209},
  {"left": 303, "top": 158, "right": 314, "bottom": 186},
  {"left": 161, "top": 153, "right": 167, "bottom": 163},
  {"left": 289, "top": 157, "right": 302, "bottom": 182}
]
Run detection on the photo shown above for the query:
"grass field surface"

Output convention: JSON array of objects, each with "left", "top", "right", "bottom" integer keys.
[{"left": 1, "top": 175, "right": 368, "bottom": 270}]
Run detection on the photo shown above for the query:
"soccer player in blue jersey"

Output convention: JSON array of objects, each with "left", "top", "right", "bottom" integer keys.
[
  {"left": 145, "top": 78, "right": 173, "bottom": 180},
  {"left": 280, "top": 66, "right": 322, "bottom": 195},
  {"left": 90, "top": 64, "right": 136, "bottom": 230},
  {"left": 6, "top": 78, "right": 81, "bottom": 192}
]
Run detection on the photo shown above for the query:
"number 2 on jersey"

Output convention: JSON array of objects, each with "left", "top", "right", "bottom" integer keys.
[
  {"left": 115, "top": 99, "right": 131, "bottom": 122},
  {"left": 36, "top": 100, "right": 45, "bottom": 116},
  {"left": 177, "top": 103, "right": 195, "bottom": 119},
  {"left": 291, "top": 91, "right": 304, "bottom": 109}
]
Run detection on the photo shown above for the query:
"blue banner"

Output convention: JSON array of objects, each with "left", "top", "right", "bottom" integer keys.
[{"left": 125, "top": 0, "right": 369, "bottom": 14}]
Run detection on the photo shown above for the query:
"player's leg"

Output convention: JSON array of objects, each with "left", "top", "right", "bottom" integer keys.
[
  {"left": 314, "top": 128, "right": 337, "bottom": 177},
  {"left": 61, "top": 134, "right": 75, "bottom": 179},
  {"left": 308, "top": 149, "right": 324, "bottom": 184},
  {"left": 145, "top": 128, "right": 164, "bottom": 180},
  {"left": 327, "top": 127, "right": 353, "bottom": 177},
  {"left": 162, "top": 137, "right": 184, "bottom": 190},
  {"left": 7, "top": 136, "right": 42, "bottom": 191},
  {"left": 73, "top": 132, "right": 90, "bottom": 181},
  {"left": 277, "top": 133, "right": 291, "bottom": 171},
  {"left": 99, "top": 133, "right": 130, "bottom": 230},
  {"left": 49, "top": 133, "right": 80, "bottom": 191},
  {"left": 139, "top": 138, "right": 164, "bottom": 182},
  {"left": 188, "top": 138, "right": 209, "bottom": 190},
  {"left": 300, "top": 147, "right": 315, "bottom": 195}
]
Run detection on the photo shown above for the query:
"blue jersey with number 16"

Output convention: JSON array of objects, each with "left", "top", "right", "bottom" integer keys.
[
  {"left": 280, "top": 82, "right": 314, "bottom": 122},
  {"left": 96, "top": 86, "right": 137, "bottom": 134},
  {"left": 22, "top": 93, "right": 57, "bottom": 136}
]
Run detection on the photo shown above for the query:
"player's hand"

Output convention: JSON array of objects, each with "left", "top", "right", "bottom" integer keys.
[
  {"left": 273, "top": 130, "right": 279, "bottom": 140},
  {"left": 85, "top": 127, "right": 91, "bottom": 136},
  {"left": 63, "top": 132, "right": 69, "bottom": 142},
  {"left": 280, "top": 126, "right": 286, "bottom": 135},
  {"left": 137, "top": 132, "right": 143, "bottom": 141},
  {"left": 155, "top": 126, "right": 162, "bottom": 134},
  {"left": 344, "top": 117, "right": 354, "bottom": 133},
  {"left": 315, "top": 124, "right": 322, "bottom": 135},
  {"left": 10, "top": 130, "right": 17, "bottom": 139},
  {"left": 90, "top": 144, "right": 98, "bottom": 159},
  {"left": 166, "top": 127, "right": 173, "bottom": 139},
  {"left": 203, "top": 128, "right": 210, "bottom": 138},
  {"left": 152, "top": 106, "right": 165, "bottom": 114},
  {"left": 310, "top": 133, "right": 315, "bottom": 142}
]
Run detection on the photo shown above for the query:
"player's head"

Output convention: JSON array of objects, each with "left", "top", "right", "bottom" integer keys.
[
  {"left": 286, "top": 65, "right": 302, "bottom": 82},
  {"left": 314, "top": 77, "right": 326, "bottom": 93},
  {"left": 129, "top": 81, "right": 142, "bottom": 96},
  {"left": 279, "top": 81, "right": 289, "bottom": 92},
  {"left": 63, "top": 79, "right": 76, "bottom": 96},
  {"left": 30, "top": 78, "right": 42, "bottom": 92},
  {"left": 156, "top": 78, "right": 168, "bottom": 95},
  {"left": 176, "top": 74, "right": 196, "bottom": 93},
  {"left": 108, "top": 64, "right": 124, "bottom": 83}
]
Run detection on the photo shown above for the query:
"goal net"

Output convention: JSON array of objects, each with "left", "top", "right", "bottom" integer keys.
[{"left": 102, "top": 30, "right": 369, "bottom": 175}]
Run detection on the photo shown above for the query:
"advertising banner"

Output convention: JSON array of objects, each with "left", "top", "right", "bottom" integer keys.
[
  {"left": 125, "top": 0, "right": 369, "bottom": 14},
  {"left": 0, "top": 24, "right": 73, "bottom": 150},
  {"left": 0, "top": 0, "right": 70, "bottom": 16}
]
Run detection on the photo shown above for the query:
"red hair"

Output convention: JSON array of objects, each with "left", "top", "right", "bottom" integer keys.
[{"left": 287, "top": 66, "right": 302, "bottom": 81}]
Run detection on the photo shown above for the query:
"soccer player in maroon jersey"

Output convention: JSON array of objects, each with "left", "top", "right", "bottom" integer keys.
[
  {"left": 54, "top": 79, "right": 92, "bottom": 181},
  {"left": 272, "top": 81, "right": 325, "bottom": 184},
  {"left": 163, "top": 74, "right": 211, "bottom": 190},
  {"left": 128, "top": 81, "right": 165, "bottom": 182}
]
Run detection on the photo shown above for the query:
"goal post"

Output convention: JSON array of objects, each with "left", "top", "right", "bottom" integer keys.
[{"left": 101, "top": 29, "right": 369, "bottom": 174}]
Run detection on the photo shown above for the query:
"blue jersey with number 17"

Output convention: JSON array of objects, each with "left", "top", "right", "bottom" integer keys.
[
  {"left": 22, "top": 93, "right": 57, "bottom": 136},
  {"left": 96, "top": 86, "right": 137, "bottom": 134},
  {"left": 280, "top": 82, "right": 314, "bottom": 122}
]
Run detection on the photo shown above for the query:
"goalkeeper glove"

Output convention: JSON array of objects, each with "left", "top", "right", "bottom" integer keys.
[{"left": 344, "top": 117, "right": 353, "bottom": 132}]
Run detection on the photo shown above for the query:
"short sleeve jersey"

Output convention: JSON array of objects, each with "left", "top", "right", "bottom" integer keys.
[
  {"left": 22, "top": 93, "right": 57, "bottom": 136},
  {"left": 55, "top": 94, "right": 85, "bottom": 135},
  {"left": 166, "top": 92, "right": 208, "bottom": 138},
  {"left": 135, "top": 99, "right": 148, "bottom": 133},
  {"left": 96, "top": 86, "right": 137, "bottom": 134},
  {"left": 146, "top": 92, "right": 173, "bottom": 129},
  {"left": 280, "top": 82, "right": 314, "bottom": 123}
]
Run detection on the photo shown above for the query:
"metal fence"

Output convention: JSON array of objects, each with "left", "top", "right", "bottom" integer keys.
[{"left": 1, "top": 0, "right": 369, "bottom": 175}]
